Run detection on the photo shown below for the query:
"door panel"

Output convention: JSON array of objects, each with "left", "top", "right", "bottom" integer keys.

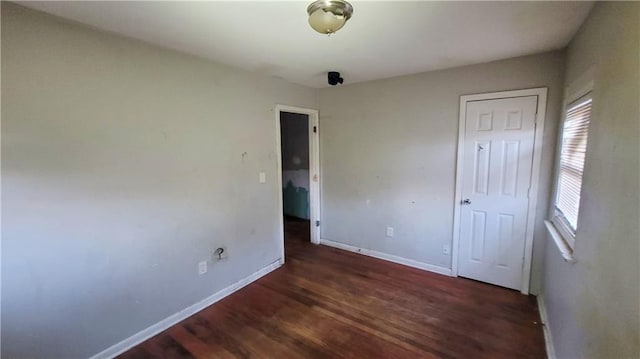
[
  {"left": 474, "top": 140, "right": 491, "bottom": 195},
  {"left": 470, "top": 210, "right": 487, "bottom": 261},
  {"left": 458, "top": 96, "right": 537, "bottom": 290}
]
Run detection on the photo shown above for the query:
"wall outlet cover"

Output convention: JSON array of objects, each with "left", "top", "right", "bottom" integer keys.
[
  {"left": 386, "top": 227, "right": 394, "bottom": 237},
  {"left": 198, "top": 261, "right": 207, "bottom": 275}
]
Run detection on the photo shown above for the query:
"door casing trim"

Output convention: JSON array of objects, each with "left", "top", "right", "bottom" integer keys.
[
  {"left": 451, "top": 88, "right": 548, "bottom": 294},
  {"left": 275, "top": 104, "right": 321, "bottom": 264}
]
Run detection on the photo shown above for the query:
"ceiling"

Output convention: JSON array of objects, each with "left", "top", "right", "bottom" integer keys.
[{"left": 19, "top": 1, "right": 593, "bottom": 88}]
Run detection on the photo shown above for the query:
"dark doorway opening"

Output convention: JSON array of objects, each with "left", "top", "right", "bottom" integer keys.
[{"left": 279, "top": 112, "right": 311, "bottom": 253}]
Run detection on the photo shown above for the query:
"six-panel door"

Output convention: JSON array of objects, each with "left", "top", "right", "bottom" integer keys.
[{"left": 458, "top": 96, "right": 538, "bottom": 290}]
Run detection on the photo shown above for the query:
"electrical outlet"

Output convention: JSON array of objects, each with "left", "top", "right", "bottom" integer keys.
[
  {"left": 386, "top": 227, "right": 394, "bottom": 237},
  {"left": 443, "top": 245, "right": 450, "bottom": 255},
  {"left": 198, "top": 261, "right": 207, "bottom": 275},
  {"left": 259, "top": 172, "right": 266, "bottom": 183}
]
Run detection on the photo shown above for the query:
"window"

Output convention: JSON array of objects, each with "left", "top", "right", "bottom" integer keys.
[{"left": 551, "top": 93, "right": 592, "bottom": 248}]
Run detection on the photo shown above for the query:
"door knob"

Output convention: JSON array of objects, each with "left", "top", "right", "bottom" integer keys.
[{"left": 461, "top": 199, "right": 472, "bottom": 205}]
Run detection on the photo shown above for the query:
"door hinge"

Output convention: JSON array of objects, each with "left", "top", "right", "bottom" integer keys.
[
  {"left": 313, "top": 126, "right": 317, "bottom": 133},
  {"left": 315, "top": 220, "right": 320, "bottom": 227}
]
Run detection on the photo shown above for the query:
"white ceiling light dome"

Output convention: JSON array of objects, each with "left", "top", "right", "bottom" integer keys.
[{"left": 307, "top": 0, "right": 354, "bottom": 35}]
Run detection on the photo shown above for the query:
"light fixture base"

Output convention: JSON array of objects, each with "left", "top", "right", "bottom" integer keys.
[{"left": 307, "top": 0, "right": 354, "bottom": 35}]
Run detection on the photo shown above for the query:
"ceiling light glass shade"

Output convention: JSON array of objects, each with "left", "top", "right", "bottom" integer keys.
[{"left": 307, "top": 0, "right": 353, "bottom": 34}]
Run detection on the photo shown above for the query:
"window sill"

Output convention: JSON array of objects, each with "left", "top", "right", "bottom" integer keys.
[{"left": 544, "top": 220, "right": 576, "bottom": 264}]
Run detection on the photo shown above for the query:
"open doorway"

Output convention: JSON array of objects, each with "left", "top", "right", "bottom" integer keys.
[{"left": 275, "top": 105, "right": 320, "bottom": 263}]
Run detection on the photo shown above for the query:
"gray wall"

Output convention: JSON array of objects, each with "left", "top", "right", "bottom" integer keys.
[
  {"left": 6, "top": 2, "right": 636, "bottom": 358},
  {"left": 319, "top": 51, "right": 565, "bottom": 290},
  {"left": 280, "top": 112, "right": 309, "bottom": 171},
  {"left": 1, "top": 3, "right": 318, "bottom": 358},
  {"left": 542, "top": 2, "right": 640, "bottom": 358}
]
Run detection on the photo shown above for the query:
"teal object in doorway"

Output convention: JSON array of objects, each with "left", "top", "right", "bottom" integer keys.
[{"left": 283, "top": 181, "right": 309, "bottom": 219}]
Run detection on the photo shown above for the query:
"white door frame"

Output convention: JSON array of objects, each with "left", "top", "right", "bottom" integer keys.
[
  {"left": 275, "top": 104, "right": 321, "bottom": 263},
  {"left": 451, "top": 88, "right": 548, "bottom": 294}
]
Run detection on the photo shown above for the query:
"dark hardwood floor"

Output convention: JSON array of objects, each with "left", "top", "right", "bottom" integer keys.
[{"left": 119, "top": 217, "right": 546, "bottom": 358}]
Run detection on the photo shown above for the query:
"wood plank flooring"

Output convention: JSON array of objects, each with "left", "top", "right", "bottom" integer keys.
[{"left": 119, "top": 218, "right": 546, "bottom": 358}]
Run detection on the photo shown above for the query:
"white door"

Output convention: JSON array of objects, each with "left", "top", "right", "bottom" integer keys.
[{"left": 458, "top": 96, "right": 538, "bottom": 290}]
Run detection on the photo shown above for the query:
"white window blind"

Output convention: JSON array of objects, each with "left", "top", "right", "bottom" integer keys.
[{"left": 554, "top": 95, "right": 592, "bottom": 234}]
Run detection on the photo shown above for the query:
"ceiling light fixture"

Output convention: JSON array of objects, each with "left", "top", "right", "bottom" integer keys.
[{"left": 307, "top": 0, "right": 354, "bottom": 35}]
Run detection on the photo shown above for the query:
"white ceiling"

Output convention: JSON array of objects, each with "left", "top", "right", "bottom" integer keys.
[{"left": 19, "top": 1, "right": 593, "bottom": 88}]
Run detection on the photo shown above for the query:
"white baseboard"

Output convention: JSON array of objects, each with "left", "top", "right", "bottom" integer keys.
[
  {"left": 537, "top": 294, "right": 556, "bottom": 359},
  {"left": 319, "top": 238, "right": 452, "bottom": 277},
  {"left": 90, "top": 259, "right": 283, "bottom": 359}
]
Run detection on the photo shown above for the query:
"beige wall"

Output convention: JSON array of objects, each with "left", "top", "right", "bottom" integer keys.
[
  {"left": 1, "top": 3, "right": 318, "bottom": 358},
  {"left": 542, "top": 2, "right": 640, "bottom": 358},
  {"left": 319, "top": 51, "right": 565, "bottom": 291}
]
